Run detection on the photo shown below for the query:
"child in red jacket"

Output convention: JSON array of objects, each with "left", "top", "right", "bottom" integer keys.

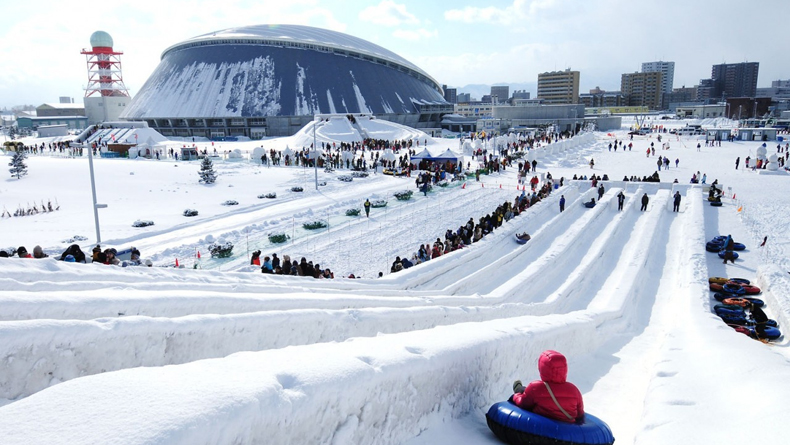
[{"left": 512, "top": 350, "right": 584, "bottom": 423}]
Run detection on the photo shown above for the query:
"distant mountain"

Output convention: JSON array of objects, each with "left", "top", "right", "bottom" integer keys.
[{"left": 449, "top": 82, "right": 537, "bottom": 101}]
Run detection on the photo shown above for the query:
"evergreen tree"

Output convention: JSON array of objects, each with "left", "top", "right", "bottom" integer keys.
[
  {"left": 198, "top": 156, "right": 216, "bottom": 184},
  {"left": 8, "top": 151, "right": 28, "bottom": 179}
]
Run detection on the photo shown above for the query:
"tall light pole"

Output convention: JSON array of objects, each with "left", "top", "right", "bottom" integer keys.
[
  {"left": 313, "top": 115, "right": 318, "bottom": 190},
  {"left": 86, "top": 142, "right": 106, "bottom": 243}
]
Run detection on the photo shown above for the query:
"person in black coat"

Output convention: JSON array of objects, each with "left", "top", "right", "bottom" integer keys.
[
  {"left": 749, "top": 303, "right": 769, "bottom": 339},
  {"left": 617, "top": 191, "right": 625, "bottom": 211},
  {"left": 60, "top": 244, "right": 87, "bottom": 263},
  {"left": 673, "top": 191, "right": 682, "bottom": 212},
  {"left": 640, "top": 193, "right": 649, "bottom": 211},
  {"left": 597, "top": 184, "right": 605, "bottom": 200}
]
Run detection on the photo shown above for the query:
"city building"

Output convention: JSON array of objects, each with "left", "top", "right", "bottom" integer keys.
[
  {"left": 454, "top": 102, "right": 494, "bottom": 118},
  {"left": 442, "top": 85, "right": 457, "bottom": 104},
  {"left": 17, "top": 115, "right": 89, "bottom": 131},
  {"left": 457, "top": 92, "right": 471, "bottom": 103},
  {"left": 698, "top": 62, "right": 759, "bottom": 100},
  {"left": 641, "top": 61, "right": 675, "bottom": 94},
  {"left": 537, "top": 69, "right": 580, "bottom": 104},
  {"left": 674, "top": 103, "right": 726, "bottom": 118},
  {"left": 36, "top": 102, "right": 85, "bottom": 117},
  {"left": 490, "top": 86, "right": 510, "bottom": 104},
  {"left": 59, "top": 97, "right": 75, "bottom": 104},
  {"left": 121, "top": 25, "right": 452, "bottom": 138},
  {"left": 725, "top": 97, "right": 772, "bottom": 120},
  {"left": 511, "top": 90, "right": 530, "bottom": 100},
  {"left": 621, "top": 71, "right": 663, "bottom": 110},
  {"left": 579, "top": 87, "right": 625, "bottom": 108}
]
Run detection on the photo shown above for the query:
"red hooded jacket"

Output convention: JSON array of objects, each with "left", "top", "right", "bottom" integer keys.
[{"left": 513, "top": 350, "right": 584, "bottom": 423}]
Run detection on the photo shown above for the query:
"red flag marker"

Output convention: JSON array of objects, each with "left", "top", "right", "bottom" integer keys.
[
  {"left": 197, "top": 251, "right": 201, "bottom": 259},
  {"left": 175, "top": 258, "right": 179, "bottom": 267}
]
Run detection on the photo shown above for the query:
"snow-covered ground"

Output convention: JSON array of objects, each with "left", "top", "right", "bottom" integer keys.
[{"left": 1, "top": 121, "right": 789, "bottom": 445}]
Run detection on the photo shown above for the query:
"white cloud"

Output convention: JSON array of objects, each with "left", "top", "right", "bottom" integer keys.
[
  {"left": 392, "top": 28, "right": 438, "bottom": 41},
  {"left": 444, "top": 0, "right": 557, "bottom": 25},
  {"left": 359, "top": 0, "right": 420, "bottom": 26}
]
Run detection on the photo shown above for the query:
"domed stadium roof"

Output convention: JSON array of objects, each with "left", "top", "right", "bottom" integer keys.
[
  {"left": 122, "top": 24, "right": 448, "bottom": 123},
  {"left": 90, "top": 30, "right": 113, "bottom": 48},
  {"left": 161, "top": 24, "right": 437, "bottom": 89}
]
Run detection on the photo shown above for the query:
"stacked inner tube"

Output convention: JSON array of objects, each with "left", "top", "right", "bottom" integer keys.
[
  {"left": 486, "top": 401, "right": 615, "bottom": 445},
  {"left": 706, "top": 236, "right": 746, "bottom": 252},
  {"left": 708, "top": 277, "right": 781, "bottom": 341}
]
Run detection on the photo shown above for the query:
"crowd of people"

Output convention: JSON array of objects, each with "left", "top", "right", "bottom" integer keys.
[
  {"left": 1, "top": 244, "right": 150, "bottom": 267},
  {"left": 389, "top": 179, "right": 556, "bottom": 274},
  {"left": 251, "top": 250, "right": 335, "bottom": 279}
]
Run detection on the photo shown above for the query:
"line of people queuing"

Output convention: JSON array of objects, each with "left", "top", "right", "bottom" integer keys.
[
  {"left": 389, "top": 179, "right": 556, "bottom": 274},
  {"left": 251, "top": 250, "right": 335, "bottom": 279}
]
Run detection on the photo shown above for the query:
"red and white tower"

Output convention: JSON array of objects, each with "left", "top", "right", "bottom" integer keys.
[{"left": 81, "top": 31, "right": 131, "bottom": 124}]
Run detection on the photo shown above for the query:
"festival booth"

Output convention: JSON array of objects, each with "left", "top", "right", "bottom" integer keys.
[{"left": 410, "top": 148, "right": 461, "bottom": 172}]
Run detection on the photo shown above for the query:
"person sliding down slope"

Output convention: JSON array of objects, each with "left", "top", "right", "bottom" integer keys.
[{"left": 512, "top": 350, "right": 585, "bottom": 423}]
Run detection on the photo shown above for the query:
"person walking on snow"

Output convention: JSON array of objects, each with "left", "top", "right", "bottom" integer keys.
[
  {"left": 673, "top": 191, "right": 682, "bottom": 212},
  {"left": 364, "top": 199, "right": 371, "bottom": 217},
  {"left": 589, "top": 158, "right": 594, "bottom": 169},
  {"left": 675, "top": 158, "right": 679, "bottom": 168},
  {"left": 735, "top": 157, "right": 740, "bottom": 169},
  {"left": 617, "top": 191, "right": 625, "bottom": 211},
  {"left": 640, "top": 193, "right": 649, "bottom": 211},
  {"left": 559, "top": 195, "right": 566, "bottom": 213},
  {"left": 597, "top": 184, "right": 605, "bottom": 200}
]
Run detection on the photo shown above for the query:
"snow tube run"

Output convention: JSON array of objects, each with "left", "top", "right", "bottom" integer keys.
[
  {"left": 486, "top": 401, "right": 614, "bottom": 445},
  {"left": 718, "top": 251, "right": 739, "bottom": 260}
]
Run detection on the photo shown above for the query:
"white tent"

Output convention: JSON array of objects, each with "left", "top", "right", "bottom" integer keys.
[{"left": 410, "top": 148, "right": 434, "bottom": 160}]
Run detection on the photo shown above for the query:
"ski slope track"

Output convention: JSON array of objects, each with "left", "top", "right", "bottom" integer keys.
[{"left": 2, "top": 131, "right": 790, "bottom": 444}]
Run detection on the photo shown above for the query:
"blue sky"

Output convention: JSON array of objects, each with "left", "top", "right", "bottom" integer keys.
[{"left": 1, "top": 0, "right": 787, "bottom": 107}]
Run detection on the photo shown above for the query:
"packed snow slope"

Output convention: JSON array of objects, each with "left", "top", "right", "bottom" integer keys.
[{"left": 1, "top": 121, "right": 790, "bottom": 445}]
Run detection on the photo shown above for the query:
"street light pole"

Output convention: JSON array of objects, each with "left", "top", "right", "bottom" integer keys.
[
  {"left": 86, "top": 143, "right": 105, "bottom": 243},
  {"left": 313, "top": 115, "right": 318, "bottom": 190}
]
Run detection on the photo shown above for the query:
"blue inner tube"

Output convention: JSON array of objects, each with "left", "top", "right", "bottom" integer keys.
[
  {"left": 715, "top": 307, "right": 745, "bottom": 317},
  {"left": 729, "top": 278, "right": 751, "bottom": 285},
  {"left": 486, "top": 401, "right": 614, "bottom": 445},
  {"left": 718, "top": 251, "right": 739, "bottom": 260},
  {"left": 721, "top": 283, "right": 745, "bottom": 294},
  {"left": 720, "top": 315, "right": 778, "bottom": 327},
  {"left": 747, "top": 326, "right": 782, "bottom": 340},
  {"left": 515, "top": 235, "right": 528, "bottom": 245},
  {"left": 744, "top": 297, "right": 764, "bottom": 307},
  {"left": 732, "top": 243, "right": 746, "bottom": 251},
  {"left": 706, "top": 242, "right": 723, "bottom": 252}
]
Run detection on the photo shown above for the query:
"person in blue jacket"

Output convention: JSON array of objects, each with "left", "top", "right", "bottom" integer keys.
[{"left": 559, "top": 195, "right": 566, "bottom": 212}]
